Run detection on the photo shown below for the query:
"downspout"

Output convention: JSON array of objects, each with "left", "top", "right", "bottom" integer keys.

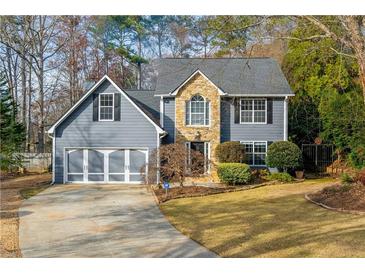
[
  {"left": 160, "top": 96, "right": 164, "bottom": 127},
  {"left": 284, "top": 96, "right": 289, "bottom": 141},
  {"left": 47, "top": 132, "right": 56, "bottom": 185},
  {"left": 156, "top": 131, "right": 167, "bottom": 184}
]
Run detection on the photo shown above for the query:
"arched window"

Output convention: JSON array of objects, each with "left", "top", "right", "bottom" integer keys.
[{"left": 185, "top": 94, "right": 210, "bottom": 126}]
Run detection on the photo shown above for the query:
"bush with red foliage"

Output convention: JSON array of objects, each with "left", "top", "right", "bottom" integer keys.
[{"left": 142, "top": 143, "right": 206, "bottom": 186}]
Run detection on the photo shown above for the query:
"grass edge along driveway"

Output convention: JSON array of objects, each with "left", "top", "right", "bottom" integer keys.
[{"left": 160, "top": 178, "right": 365, "bottom": 258}]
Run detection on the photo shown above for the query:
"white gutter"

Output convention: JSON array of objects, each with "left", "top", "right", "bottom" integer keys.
[
  {"left": 160, "top": 96, "right": 164, "bottom": 127},
  {"left": 284, "top": 96, "right": 289, "bottom": 141},
  {"left": 48, "top": 132, "right": 56, "bottom": 185},
  {"left": 154, "top": 93, "right": 295, "bottom": 97}
]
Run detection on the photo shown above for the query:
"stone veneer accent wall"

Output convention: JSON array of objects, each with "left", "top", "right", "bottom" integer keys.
[{"left": 175, "top": 73, "right": 221, "bottom": 183}]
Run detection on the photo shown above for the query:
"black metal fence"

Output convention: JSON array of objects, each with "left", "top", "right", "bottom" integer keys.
[{"left": 301, "top": 144, "right": 336, "bottom": 175}]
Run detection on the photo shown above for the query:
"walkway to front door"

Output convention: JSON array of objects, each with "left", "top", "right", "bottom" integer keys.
[{"left": 19, "top": 185, "right": 217, "bottom": 257}]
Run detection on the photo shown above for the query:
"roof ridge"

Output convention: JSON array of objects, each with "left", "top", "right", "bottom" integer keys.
[
  {"left": 158, "top": 57, "right": 273, "bottom": 60},
  {"left": 125, "top": 89, "right": 155, "bottom": 92}
]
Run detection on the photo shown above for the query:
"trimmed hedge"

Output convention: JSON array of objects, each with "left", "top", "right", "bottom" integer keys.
[
  {"left": 266, "top": 141, "right": 302, "bottom": 172},
  {"left": 217, "top": 163, "right": 251, "bottom": 185},
  {"left": 265, "top": 172, "right": 294, "bottom": 183},
  {"left": 215, "top": 141, "right": 245, "bottom": 163}
]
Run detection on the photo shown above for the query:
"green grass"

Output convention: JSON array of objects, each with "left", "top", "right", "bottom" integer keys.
[
  {"left": 160, "top": 178, "right": 365, "bottom": 257},
  {"left": 20, "top": 185, "right": 49, "bottom": 199}
]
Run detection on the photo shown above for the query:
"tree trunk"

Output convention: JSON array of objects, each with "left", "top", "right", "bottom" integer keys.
[
  {"left": 27, "top": 65, "right": 32, "bottom": 152},
  {"left": 357, "top": 54, "right": 365, "bottom": 104},
  {"left": 6, "top": 46, "right": 14, "bottom": 103},
  {"left": 21, "top": 56, "right": 27, "bottom": 150},
  {"left": 341, "top": 16, "right": 365, "bottom": 104},
  {"left": 37, "top": 62, "right": 45, "bottom": 153},
  {"left": 13, "top": 55, "right": 18, "bottom": 112}
]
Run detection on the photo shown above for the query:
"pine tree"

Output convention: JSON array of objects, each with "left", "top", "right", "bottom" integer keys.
[{"left": 0, "top": 74, "right": 25, "bottom": 171}]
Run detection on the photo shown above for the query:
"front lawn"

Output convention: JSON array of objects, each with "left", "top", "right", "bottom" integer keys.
[{"left": 160, "top": 178, "right": 365, "bottom": 257}]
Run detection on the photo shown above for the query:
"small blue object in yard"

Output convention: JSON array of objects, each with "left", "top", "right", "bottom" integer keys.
[{"left": 163, "top": 181, "right": 170, "bottom": 189}]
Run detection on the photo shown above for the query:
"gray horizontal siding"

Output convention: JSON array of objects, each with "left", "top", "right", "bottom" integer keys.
[
  {"left": 162, "top": 98, "right": 175, "bottom": 144},
  {"left": 54, "top": 80, "right": 158, "bottom": 183},
  {"left": 220, "top": 97, "right": 285, "bottom": 142}
]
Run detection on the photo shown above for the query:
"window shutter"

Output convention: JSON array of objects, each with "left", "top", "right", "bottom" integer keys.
[
  {"left": 267, "top": 98, "right": 273, "bottom": 124},
  {"left": 93, "top": 94, "right": 99, "bottom": 121},
  {"left": 205, "top": 100, "right": 210, "bottom": 125},
  {"left": 234, "top": 98, "right": 240, "bottom": 124},
  {"left": 185, "top": 101, "right": 190, "bottom": 125},
  {"left": 114, "top": 93, "right": 121, "bottom": 121},
  {"left": 267, "top": 141, "right": 273, "bottom": 150}
]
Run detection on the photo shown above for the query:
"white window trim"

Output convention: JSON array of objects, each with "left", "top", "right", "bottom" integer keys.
[
  {"left": 186, "top": 94, "right": 210, "bottom": 127},
  {"left": 240, "top": 98, "right": 267, "bottom": 124},
  {"left": 240, "top": 141, "right": 268, "bottom": 167},
  {"left": 98, "top": 93, "right": 114, "bottom": 121}
]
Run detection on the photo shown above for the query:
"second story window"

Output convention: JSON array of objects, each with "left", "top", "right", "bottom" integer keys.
[
  {"left": 99, "top": 93, "right": 114, "bottom": 121},
  {"left": 240, "top": 98, "right": 266, "bottom": 124},
  {"left": 185, "top": 95, "right": 210, "bottom": 126}
]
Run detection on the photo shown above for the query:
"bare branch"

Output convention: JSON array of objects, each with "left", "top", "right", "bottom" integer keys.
[{"left": 329, "top": 47, "right": 356, "bottom": 59}]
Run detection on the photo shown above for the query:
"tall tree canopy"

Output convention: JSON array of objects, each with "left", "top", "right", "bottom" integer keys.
[{"left": 282, "top": 19, "right": 365, "bottom": 166}]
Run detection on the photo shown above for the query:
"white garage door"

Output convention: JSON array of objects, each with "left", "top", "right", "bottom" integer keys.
[{"left": 65, "top": 148, "right": 148, "bottom": 183}]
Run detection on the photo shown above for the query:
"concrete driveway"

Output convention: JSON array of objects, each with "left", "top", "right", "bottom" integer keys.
[{"left": 19, "top": 185, "right": 217, "bottom": 258}]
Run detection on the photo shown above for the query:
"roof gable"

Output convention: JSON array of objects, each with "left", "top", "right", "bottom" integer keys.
[
  {"left": 48, "top": 75, "right": 165, "bottom": 135},
  {"left": 170, "top": 69, "right": 226, "bottom": 96}
]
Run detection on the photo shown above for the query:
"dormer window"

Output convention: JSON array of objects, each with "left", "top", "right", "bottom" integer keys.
[
  {"left": 99, "top": 93, "right": 114, "bottom": 121},
  {"left": 185, "top": 94, "right": 210, "bottom": 126}
]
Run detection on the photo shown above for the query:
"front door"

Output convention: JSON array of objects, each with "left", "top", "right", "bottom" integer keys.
[
  {"left": 186, "top": 142, "right": 210, "bottom": 174},
  {"left": 65, "top": 148, "right": 148, "bottom": 183}
]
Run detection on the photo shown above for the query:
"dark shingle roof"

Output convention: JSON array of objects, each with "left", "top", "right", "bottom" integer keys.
[
  {"left": 124, "top": 90, "right": 160, "bottom": 126},
  {"left": 153, "top": 58, "right": 293, "bottom": 96}
]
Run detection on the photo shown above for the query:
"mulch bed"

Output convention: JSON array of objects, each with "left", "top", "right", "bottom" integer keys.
[
  {"left": 153, "top": 184, "right": 266, "bottom": 203},
  {"left": 308, "top": 182, "right": 365, "bottom": 212}
]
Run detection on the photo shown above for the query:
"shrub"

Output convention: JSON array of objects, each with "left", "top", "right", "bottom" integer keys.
[
  {"left": 348, "top": 146, "right": 365, "bottom": 169},
  {"left": 259, "top": 169, "right": 270, "bottom": 178},
  {"left": 217, "top": 163, "right": 251, "bottom": 185},
  {"left": 340, "top": 172, "right": 354, "bottom": 184},
  {"left": 142, "top": 143, "right": 206, "bottom": 186},
  {"left": 265, "top": 172, "right": 294, "bottom": 183},
  {"left": 215, "top": 141, "right": 245, "bottom": 163},
  {"left": 266, "top": 141, "right": 302, "bottom": 172}
]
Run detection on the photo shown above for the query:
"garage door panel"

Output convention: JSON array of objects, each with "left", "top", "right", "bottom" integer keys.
[
  {"left": 88, "top": 174, "right": 104, "bottom": 181},
  {"left": 129, "top": 150, "right": 146, "bottom": 173},
  {"left": 68, "top": 149, "right": 83, "bottom": 173},
  {"left": 109, "top": 174, "right": 125, "bottom": 182},
  {"left": 68, "top": 174, "right": 83, "bottom": 182},
  {"left": 88, "top": 150, "right": 104, "bottom": 173},
  {"left": 109, "top": 150, "right": 125, "bottom": 173},
  {"left": 129, "top": 174, "right": 143, "bottom": 182}
]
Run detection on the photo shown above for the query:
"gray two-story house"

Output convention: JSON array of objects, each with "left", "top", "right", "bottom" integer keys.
[{"left": 48, "top": 58, "right": 294, "bottom": 184}]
